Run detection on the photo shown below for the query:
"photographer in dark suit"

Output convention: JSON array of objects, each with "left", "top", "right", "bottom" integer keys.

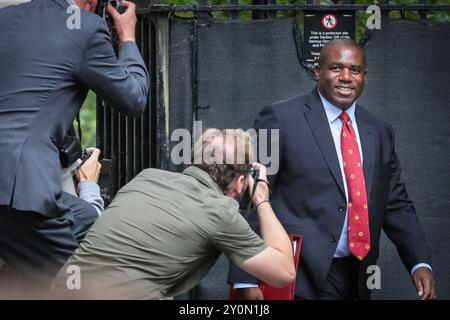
[
  {"left": 0, "top": 0, "right": 148, "bottom": 294},
  {"left": 0, "top": 146, "right": 103, "bottom": 298}
]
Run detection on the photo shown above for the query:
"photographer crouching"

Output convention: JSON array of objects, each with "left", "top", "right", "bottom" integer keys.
[{"left": 0, "top": 0, "right": 149, "bottom": 297}]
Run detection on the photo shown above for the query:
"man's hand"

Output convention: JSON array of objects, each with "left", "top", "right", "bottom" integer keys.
[
  {"left": 248, "top": 163, "right": 270, "bottom": 207},
  {"left": 107, "top": 0, "right": 137, "bottom": 45},
  {"left": 412, "top": 267, "right": 436, "bottom": 300},
  {"left": 76, "top": 148, "right": 102, "bottom": 183},
  {"left": 233, "top": 288, "right": 264, "bottom": 300}
]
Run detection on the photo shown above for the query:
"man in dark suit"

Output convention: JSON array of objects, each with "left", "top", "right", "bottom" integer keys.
[
  {"left": 0, "top": 0, "right": 148, "bottom": 294},
  {"left": 229, "top": 39, "right": 436, "bottom": 300}
]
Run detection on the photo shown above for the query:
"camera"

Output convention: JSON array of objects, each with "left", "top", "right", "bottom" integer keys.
[
  {"left": 78, "top": 149, "right": 92, "bottom": 168},
  {"left": 95, "top": 0, "right": 125, "bottom": 42},
  {"left": 59, "top": 136, "right": 91, "bottom": 196},
  {"left": 249, "top": 167, "right": 260, "bottom": 181},
  {"left": 59, "top": 135, "right": 83, "bottom": 168},
  {"left": 59, "top": 136, "right": 91, "bottom": 169},
  {"left": 238, "top": 167, "right": 260, "bottom": 210}
]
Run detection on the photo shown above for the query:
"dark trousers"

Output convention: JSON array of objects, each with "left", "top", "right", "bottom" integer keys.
[
  {"left": 319, "top": 256, "right": 360, "bottom": 300},
  {"left": 0, "top": 192, "right": 98, "bottom": 297}
]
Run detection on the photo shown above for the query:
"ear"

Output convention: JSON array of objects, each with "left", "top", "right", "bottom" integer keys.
[
  {"left": 235, "top": 175, "right": 245, "bottom": 195},
  {"left": 314, "top": 64, "right": 320, "bottom": 81},
  {"left": 88, "top": 0, "right": 98, "bottom": 12},
  {"left": 225, "top": 175, "right": 245, "bottom": 199},
  {"left": 74, "top": 0, "right": 97, "bottom": 12}
]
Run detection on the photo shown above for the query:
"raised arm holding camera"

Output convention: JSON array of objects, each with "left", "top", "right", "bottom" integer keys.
[{"left": 0, "top": 0, "right": 149, "bottom": 297}]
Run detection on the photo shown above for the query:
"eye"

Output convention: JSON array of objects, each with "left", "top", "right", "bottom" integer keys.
[
  {"left": 351, "top": 68, "right": 362, "bottom": 75},
  {"left": 330, "top": 66, "right": 341, "bottom": 72}
]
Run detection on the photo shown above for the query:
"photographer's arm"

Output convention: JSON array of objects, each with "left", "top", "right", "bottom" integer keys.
[
  {"left": 78, "top": 2, "right": 149, "bottom": 117},
  {"left": 107, "top": 1, "right": 136, "bottom": 45},
  {"left": 77, "top": 182, "right": 104, "bottom": 216},
  {"left": 76, "top": 148, "right": 104, "bottom": 216},
  {"left": 239, "top": 163, "right": 295, "bottom": 288},
  {"left": 231, "top": 105, "right": 285, "bottom": 298}
]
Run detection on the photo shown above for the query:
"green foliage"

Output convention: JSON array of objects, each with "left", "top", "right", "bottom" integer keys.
[
  {"left": 156, "top": 0, "right": 449, "bottom": 40},
  {"left": 75, "top": 90, "right": 97, "bottom": 149}
]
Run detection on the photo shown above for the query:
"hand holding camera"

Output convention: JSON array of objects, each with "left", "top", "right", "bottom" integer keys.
[
  {"left": 106, "top": 0, "right": 137, "bottom": 45},
  {"left": 247, "top": 163, "right": 270, "bottom": 208},
  {"left": 76, "top": 147, "right": 102, "bottom": 184}
]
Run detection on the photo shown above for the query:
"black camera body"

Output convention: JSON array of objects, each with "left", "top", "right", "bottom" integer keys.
[
  {"left": 238, "top": 167, "right": 260, "bottom": 210},
  {"left": 59, "top": 136, "right": 92, "bottom": 195},
  {"left": 59, "top": 135, "right": 90, "bottom": 169},
  {"left": 79, "top": 149, "right": 92, "bottom": 167},
  {"left": 95, "top": 0, "right": 125, "bottom": 42},
  {"left": 249, "top": 167, "right": 260, "bottom": 181}
]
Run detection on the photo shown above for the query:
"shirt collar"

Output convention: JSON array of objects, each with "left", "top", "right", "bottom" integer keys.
[
  {"left": 182, "top": 166, "right": 223, "bottom": 195},
  {"left": 51, "top": 0, "right": 71, "bottom": 8},
  {"left": 317, "top": 88, "right": 357, "bottom": 125}
]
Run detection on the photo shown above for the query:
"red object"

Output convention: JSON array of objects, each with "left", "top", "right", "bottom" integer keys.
[
  {"left": 230, "top": 234, "right": 302, "bottom": 300},
  {"left": 340, "top": 112, "right": 371, "bottom": 261}
]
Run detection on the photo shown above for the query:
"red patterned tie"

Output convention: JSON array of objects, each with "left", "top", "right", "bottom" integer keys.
[{"left": 340, "top": 111, "right": 371, "bottom": 261}]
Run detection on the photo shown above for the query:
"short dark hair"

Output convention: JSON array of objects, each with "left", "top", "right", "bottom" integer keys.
[
  {"left": 318, "top": 38, "right": 366, "bottom": 68},
  {"left": 192, "top": 129, "right": 254, "bottom": 193}
]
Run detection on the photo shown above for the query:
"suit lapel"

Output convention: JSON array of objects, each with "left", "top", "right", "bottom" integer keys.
[
  {"left": 303, "top": 90, "right": 346, "bottom": 198},
  {"left": 355, "top": 106, "right": 375, "bottom": 201}
]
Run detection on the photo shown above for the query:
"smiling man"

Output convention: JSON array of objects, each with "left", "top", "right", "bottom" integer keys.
[
  {"left": 229, "top": 38, "right": 436, "bottom": 300},
  {"left": 315, "top": 39, "right": 366, "bottom": 110}
]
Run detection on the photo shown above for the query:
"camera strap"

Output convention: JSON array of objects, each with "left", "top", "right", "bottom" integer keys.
[
  {"left": 76, "top": 112, "right": 82, "bottom": 143},
  {"left": 248, "top": 170, "right": 260, "bottom": 210},
  {"left": 246, "top": 171, "right": 270, "bottom": 210}
]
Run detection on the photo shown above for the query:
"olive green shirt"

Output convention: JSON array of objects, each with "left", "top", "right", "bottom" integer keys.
[{"left": 52, "top": 166, "right": 266, "bottom": 299}]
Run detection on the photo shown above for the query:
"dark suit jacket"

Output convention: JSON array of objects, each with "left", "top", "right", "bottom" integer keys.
[
  {"left": 229, "top": 89, "right": 431, "bottom": 299},
  {"left": 0, "top": 0, "right": 148, "bottom": 217}
]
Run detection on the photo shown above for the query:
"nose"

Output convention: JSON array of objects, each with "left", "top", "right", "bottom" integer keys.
[{"left": 338, "top": 67, "right": 351, "bottom": 81}]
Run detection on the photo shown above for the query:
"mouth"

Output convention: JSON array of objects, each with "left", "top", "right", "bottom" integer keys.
[{"left": 335, "top": 86, "right": 354, "bottom": 97}]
